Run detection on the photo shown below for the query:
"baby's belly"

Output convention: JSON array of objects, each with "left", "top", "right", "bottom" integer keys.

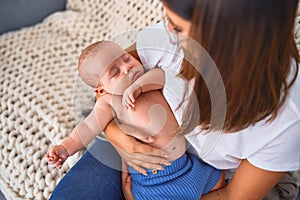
[
  {"left": 124, "top": 91, "right": 176, "bottom": 135},
  {"left": 120, "top": 91, "right": 185, "bottom": 160}
]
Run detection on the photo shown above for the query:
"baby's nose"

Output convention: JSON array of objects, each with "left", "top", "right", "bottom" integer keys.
[{"left": 124, "top": 65, "right": 133, "bottom": 75}]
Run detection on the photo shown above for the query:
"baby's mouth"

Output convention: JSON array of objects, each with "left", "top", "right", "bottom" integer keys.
[{"left": 132, "top": 71, "right": 140, "bottom": 82}]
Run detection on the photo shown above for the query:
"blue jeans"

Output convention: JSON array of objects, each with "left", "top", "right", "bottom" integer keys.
[
  {"left": 50, "top": 138, "right": 300, "bottom": 200},
  {"left": 50, "top": 138, "right": 124, "bottom": 200}
]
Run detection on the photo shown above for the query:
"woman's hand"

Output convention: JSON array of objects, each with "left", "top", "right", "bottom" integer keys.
[
  {"left": 122, "top": 160, "right": 135, "bottom": 200},
  {"left": 104, "top": 120, "right": 171, "bottom": 175}
]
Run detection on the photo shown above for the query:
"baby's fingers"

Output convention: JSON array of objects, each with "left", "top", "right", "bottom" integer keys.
[
  {"left": 55, "top": 158, "right": 64, "bottom": 169},
  {"left": 45, "top": 152, "right": 58, "bottom": 163},
  {"left": 49, "top": 155, "right": 58, "bottom": 162},
  {"left": 126, "top": 94, "right": 135, "bottom": 108},
  {"left": 122, "top": 96, "right": 129, "bottom": 108},
  {"left": 46, "top": 156, "right": 60, "bottom": 166},
  {"left": 127, "top": 99, "right": 135, "bottom": 109},
  {"left": 123, "top": 96, "right": 134, "bottom": 109},
  {"left": 129, "top": 94, "right": 135, "bottom": 104}
]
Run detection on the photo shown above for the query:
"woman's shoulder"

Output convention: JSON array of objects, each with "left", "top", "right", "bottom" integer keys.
[
  {"left": 136, "top": 22, "right": 183, "bottom": 70},
  {"left": 136, "top": 22, "right": 180, "bottom": 57},
  {"left": 137, "top": 22, "right": 168, "bottom": 48}
]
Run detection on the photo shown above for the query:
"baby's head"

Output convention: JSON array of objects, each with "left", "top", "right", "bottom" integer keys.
[{"left": 78, "top": 41, "right": 144, "bottom": 95}]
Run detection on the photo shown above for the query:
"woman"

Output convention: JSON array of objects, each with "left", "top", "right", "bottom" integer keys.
[
  {"left": 50, "top": 0, "right": 300, "bottom": 199},
  {"left": 121, "top": 0, "right": 300, "bottom": 199}
]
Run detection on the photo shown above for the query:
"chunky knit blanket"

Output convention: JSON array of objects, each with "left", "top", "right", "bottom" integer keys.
[
  {"left": 1, "top": 0, "right": 300, "bottom": 199},
  {"left": 0, "top": 0, "right": 163, "bottom": 199}
]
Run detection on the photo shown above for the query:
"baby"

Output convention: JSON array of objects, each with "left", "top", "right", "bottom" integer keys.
[{"left": 45, "top": 41, "right": 224, "bottom": 199}]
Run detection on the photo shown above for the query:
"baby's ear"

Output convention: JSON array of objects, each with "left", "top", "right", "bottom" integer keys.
[{"left": 94, "top": 87, "right": 107, "bottom": 96}]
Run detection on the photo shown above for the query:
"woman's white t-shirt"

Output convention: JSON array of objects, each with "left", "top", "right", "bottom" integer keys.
[{"left": 136, "top": 22, "right": 300, "bottom": 177}]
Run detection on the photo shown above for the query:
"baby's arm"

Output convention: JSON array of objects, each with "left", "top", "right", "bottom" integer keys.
[
  {"left": 122, "top": 67, "right": 165, "bottom": 108},
  {"left": 45, "top": 97, "right": 114, "bottom": 168}
]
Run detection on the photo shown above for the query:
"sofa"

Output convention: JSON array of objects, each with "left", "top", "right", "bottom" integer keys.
[
  {"left": 0, "top": 0, "right": 163, "bottom": 199},
  {"left": 1, "top": 0, "right": 300, "bottom": 199}
]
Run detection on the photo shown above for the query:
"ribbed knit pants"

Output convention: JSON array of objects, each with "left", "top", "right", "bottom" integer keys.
[{"left": 129, "top": 153, "right": 221, "bottom": 200}]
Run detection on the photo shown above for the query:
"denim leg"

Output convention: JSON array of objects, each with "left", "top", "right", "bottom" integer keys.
[{"left": 50, "top": 138, "right": 124, "bottom": 200}]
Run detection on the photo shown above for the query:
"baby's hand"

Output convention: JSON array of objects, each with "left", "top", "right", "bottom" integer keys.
[
  {"left": 122, "top": 83, "right": 142, "bottom": 109},
  {"left": 45, "top": 145, "right": 69, "bottom": 169}
]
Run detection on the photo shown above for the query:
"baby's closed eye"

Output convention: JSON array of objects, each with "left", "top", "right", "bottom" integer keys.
[{"left": 109, "top": 67, "right": 119, "bottom": 78}]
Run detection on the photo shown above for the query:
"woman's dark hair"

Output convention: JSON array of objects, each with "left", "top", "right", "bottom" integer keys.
[
  {"left": 161, "top": 0, "right": 195, "bottom": 21},
  {"left": 166, "top": 0, "right": 300, "bottom": 132}
]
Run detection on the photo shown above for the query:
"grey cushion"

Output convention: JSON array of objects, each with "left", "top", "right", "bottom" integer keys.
[{"left": 0, "top": 0, "right": 66, "bottom": 35}]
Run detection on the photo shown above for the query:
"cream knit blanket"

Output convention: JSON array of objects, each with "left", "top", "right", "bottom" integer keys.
[
  {"left": 1, "top": 0, "right": 300, "bottom": 199},
  {"left": 0, "top": 0, "right": 163, "bottom": 199}
]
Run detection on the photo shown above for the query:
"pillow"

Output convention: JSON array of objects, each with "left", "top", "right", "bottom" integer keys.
[{"left": 0, "top": 0, "right": 66, "bottom": 35}]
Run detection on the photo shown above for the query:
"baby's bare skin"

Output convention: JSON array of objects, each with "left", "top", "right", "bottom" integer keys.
[
  {"left": 45, "top": 41, "right": 184, "bottom": 170},
  {"left": 106, "top": 90, "right": 185, "bottom": 161}
]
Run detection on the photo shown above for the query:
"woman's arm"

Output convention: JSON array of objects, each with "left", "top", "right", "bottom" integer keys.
[
  {"left": 104, "top": 119, "right": 171, "bottom": 175},
  {"left": 201, "top": 159, "right": 286, "bottom": 200},
  {"left": 122, "top": 160, "right": 135, "bottom": 200}
]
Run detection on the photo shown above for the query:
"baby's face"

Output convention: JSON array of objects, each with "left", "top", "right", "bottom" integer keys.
[
  {"left": 80, "top": 41, "right": 144, "bottom": 95},
  {"left": 99, "top": 52, "right": 144, "bottom": 95}
]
